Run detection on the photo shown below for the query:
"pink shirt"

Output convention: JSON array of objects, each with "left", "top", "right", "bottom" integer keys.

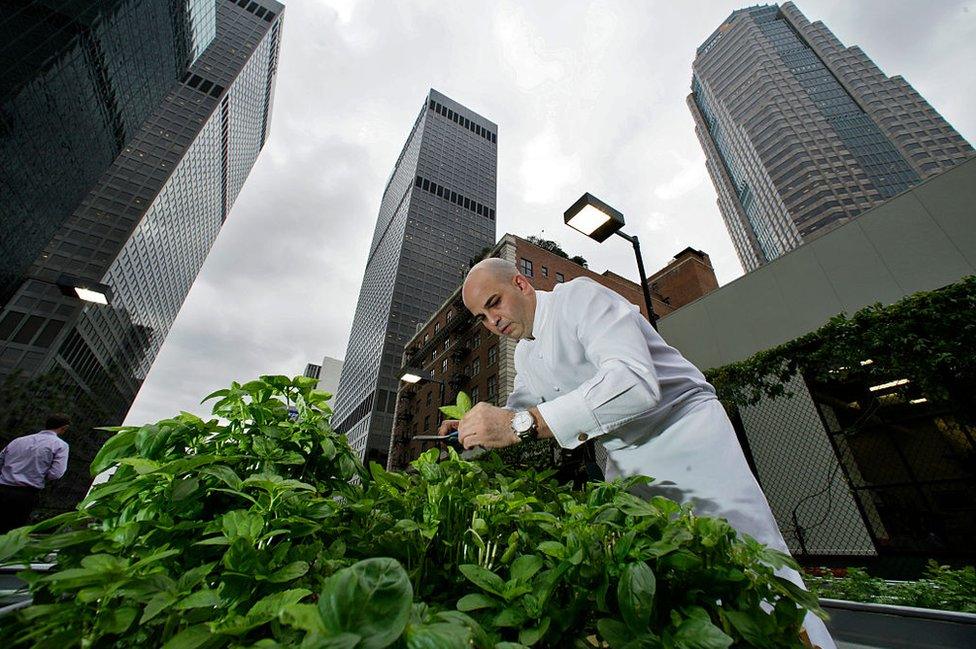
[{"left": 0, "top": 430, "right": 69, "bottom": 489}]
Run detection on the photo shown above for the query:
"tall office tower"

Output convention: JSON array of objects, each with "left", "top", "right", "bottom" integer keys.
[
  {"left": 689, "top": 2, "right": 974, "bottom": 272},
  {"left": 333, "top": 89, "right": 497, "bottom": 466},
  {"left": 0, "top": 0, "right": 283, "bottom": 513},
  {"left": 1, "top": 0, "right": 216, "bottom": 304}
]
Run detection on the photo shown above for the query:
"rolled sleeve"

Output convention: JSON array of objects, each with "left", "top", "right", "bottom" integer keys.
[
  {"left": 45, "top": 443, "right": 69, "bottom": 481},
  {"left": 537, "top": 282, "right": 661, "bottom": 450}
]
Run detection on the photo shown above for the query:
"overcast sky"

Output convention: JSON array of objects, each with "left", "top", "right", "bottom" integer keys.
[{"left": 124, "top": 0, "right": 976, "bottom": 425}]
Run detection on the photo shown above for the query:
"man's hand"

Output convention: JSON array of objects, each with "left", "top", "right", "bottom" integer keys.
[
  {"left": 437, "top": 419, "right": 459, "bottom": 437},
  {"left": 457, "top": 402, "right": 519, "bottom": 450}
]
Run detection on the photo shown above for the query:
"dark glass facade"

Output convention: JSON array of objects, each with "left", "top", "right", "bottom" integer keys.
[
  {"left": 0, "top": 0, "right": 283, "bottom": 515},
  {"left": 332, "top": 89, "right": 497, "bottom": 466},
  {"left": 0, "top": 0, "right": 216, "bottom": 303},
  {"left": 689, "top": 2, "right": 974, "bottom": 271}
]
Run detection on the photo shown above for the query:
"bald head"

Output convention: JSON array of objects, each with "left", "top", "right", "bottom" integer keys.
[
  {"left": 463, "top": 258, "right": 536, "bottom": 339},
  {"left": 466, "top": 258, "right": 518, "bottom": 286}
]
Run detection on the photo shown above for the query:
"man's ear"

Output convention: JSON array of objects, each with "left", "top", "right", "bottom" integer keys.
[{"left": 513, "top": 273, "right": 530, "bottom": 293}]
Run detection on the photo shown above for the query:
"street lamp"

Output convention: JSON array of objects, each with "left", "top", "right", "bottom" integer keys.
[
  {"left": 398, "top": 367, "right": 446, "bottom": 420},
  {"left": 54, "top": 274, "right": 113, "bottom": 305},
  {"left": 398, "top": 367, "right": 449, "bottom": 453},
  {"left": 564, "top": 193, "right": 658, "bottom": 329}
]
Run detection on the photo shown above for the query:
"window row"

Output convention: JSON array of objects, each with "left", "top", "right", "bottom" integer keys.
[
  {"left": 428, "top": 99, "right": 497, "bottom": 144},
  {"left": 414, "top": 175, "right": 495, "bottom": 220}
]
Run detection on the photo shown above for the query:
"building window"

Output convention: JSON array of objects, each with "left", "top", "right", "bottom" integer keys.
[
  {"left": 520, "top": 258, "right": 533, "bottom": 277},
  {"left": 423, "top": 415, "right": 430, "bottom": 432},
  {"left": 488, "top": 344, "right": 497, "bottom": 366},
  {"left": 487, "top": 375, "right": 498, "bottom": 402},
  {"left": 426, "top": 391, "right": 432, "bottom": 406},
  {"left": 442, "top": 359, "right": 448, "bottom": 373},
  {"left": 472, "top": 358, "right": 481, "bottom": 376},
  {"left": 470, "top": 385, "right": 479, "bottom": 403},
  {"left": 541, "top": 266, "right": 548, "bottom": 277},
  {"left": 434, "top": 322, "right": 440, "bottom": 333},
  {"left": 424, "top": 333, "right": 429, "bottom": 343},
  {"left": 556, "top": 272, "right": 564, "bottom": 283},
  {"left": 432, "top": 348, "right": 437, "bottom": 360}
]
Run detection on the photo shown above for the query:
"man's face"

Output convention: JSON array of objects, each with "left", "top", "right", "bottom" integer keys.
[{"left": 463, "top": 271, "right": 534, "bottom": 339}]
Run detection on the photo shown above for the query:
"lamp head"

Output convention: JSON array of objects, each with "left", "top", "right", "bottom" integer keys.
[
  {"left": 399, "top": 368, "right": 428, "bottom": 384},
  {"left": 564, "top": 192, "right": 625, "bottom": 243},
  {"left": 56, "top": 274, "right": 113, "bottom": 305}
]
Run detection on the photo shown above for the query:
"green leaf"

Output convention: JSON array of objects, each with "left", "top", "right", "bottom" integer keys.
[
  {"left": 773, "top": 576, "right": 825, "bottom": 617},
  {"left": 201, "top": 388, "right": 230, "bottom": 402},
  {"left": 161, "top": 624, "right": 213, "bottom": 649},
  {"left": 721, "top": 610, "right": 775, "bottom": 648},
  {"left": 177, "top": 588, "right": 221, "bottom": 609},
  {"left": 222, "top": 510, "right": 264, "bottom": 541},
  {"left": 267, "top": 560, "right": 309, "bottom": 583},
  {"left": 171, "top": 477, "right": 199, "bottom": 501},
  {"left": 493, "top": 606, "right": 529, "bottom": 628},
  {"left": 457, "top": 593, "right": 497, "bottom": 611},
  {"left": 0, "top": 528, "right": 29, "bottom": 563},
  {"left": 459, "top": 564, "right": 506, "bottom": 597},
  {"left": 118, "top": 457, "right": 161, "bottom": 475},
  {"left": 318, "top": 557, "right": 413, "bottom": 649},
  {"left": 518, "top": 616, "right": 549, "bottom": 646},
  {"left": 100, "top": 606, "right": 138, "bottom": 634},
  {"left": 536, "top": 541, "right": 565, "bottom": 559},
  {"left": 510, "top": 554, "right": 543, "bottom": 582},
  {"left": 90, "top": 428, "right": 138, "bottom": 475},
  {"left": 141, "top": 592, "right": 178, "bottom": 623},
  {"left": 672, "top": 615, "right": 733, "bottom": 649},
  {"left": 439, "top": 405, "right": 464, "bottom": 420},
  {"left": 597, "top": 618, "right": 632, "bottom": 649},
  {"left": 248, "top": 588, "right": 313, "bottom": 621},
  {"left": 202, "top": 465, "right": 243, "bottom": 490},
  {"left": 618, "top": 562, "right": 656, "bottom": 632},
  {"left": 405, "top": 622, "right": 472, "bottom": 649},
  {"left": 456, "top": 391, "right": 472, "bottom": 413},
  {"left": 279, "top": 602, "right": 326, "bottom": 634}
]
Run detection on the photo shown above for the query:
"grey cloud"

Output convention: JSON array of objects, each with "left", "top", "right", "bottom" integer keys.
[{"left": 125, "top": 0, "right": 976, "bottom": 425}]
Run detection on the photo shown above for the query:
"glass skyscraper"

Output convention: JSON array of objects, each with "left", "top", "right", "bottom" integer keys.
[
  {"left": 689, "top": 2, "right": 974, "bottom": 272},
  {"left": 1, "top": 0, "right": 216, "bottom": 304},
  {"left": 0, "top": 0, "right": 283, "bottom": 513},
  {"left": 332, "top": 89, "right": 497, "bottom": 466}
]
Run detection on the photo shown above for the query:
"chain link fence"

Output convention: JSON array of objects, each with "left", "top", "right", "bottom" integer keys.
[{"left": 726, "top": 371, "right": 975, "bottom": 578}]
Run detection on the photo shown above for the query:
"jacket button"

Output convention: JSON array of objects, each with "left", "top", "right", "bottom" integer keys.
[{"left": 577, "top": 433, "right": 588, "bottom": 442}]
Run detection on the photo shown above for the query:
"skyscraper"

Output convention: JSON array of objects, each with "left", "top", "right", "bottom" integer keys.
[
  {"left": 0, "top": 0, "right": 283, "bottom": 513},
  {"left": 333, "top": 89, "right": 497, "bottom": 466},
  {"left": 689, "top": 2, "right": 974, "bottom": 272},
  {"left": 1, "top": 0, "right": 217, "bottom": 304}
]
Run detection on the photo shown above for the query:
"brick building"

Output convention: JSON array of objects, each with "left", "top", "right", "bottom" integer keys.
[{"left": 386, "top": 234, "right": 718, "bottom": 470}]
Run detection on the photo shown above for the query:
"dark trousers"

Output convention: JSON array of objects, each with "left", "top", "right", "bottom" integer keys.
[{"left": 0, "top": 484, "right": 41, "bottom": 533}]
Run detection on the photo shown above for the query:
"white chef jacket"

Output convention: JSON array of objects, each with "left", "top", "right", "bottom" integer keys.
[
  {"left": 505, "top": 278, "right": 836, "bottom": 649},
  {"left": 506, "top": 277, "right": 716, "bottom": 453}
]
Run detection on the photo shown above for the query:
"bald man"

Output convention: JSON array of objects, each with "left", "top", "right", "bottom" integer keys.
[{"left": 439, "top": 258, "right": 835, "bottom": 649}]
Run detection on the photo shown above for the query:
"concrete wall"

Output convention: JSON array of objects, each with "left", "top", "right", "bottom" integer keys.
[
  {"left": 659, "top": 157, "right": 976, "bottom": 371},
  {"left": 658, "top": 159, "right": 975, "bottom": 556}
]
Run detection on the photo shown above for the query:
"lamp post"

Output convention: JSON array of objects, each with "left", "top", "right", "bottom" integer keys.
[{"left": 563, "top": 193, "right": 658, "bottom": 329}]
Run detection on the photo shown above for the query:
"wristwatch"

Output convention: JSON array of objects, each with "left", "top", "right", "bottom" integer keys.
[{"left": 511, "top": 410, "right": 538, "bottom": 442}]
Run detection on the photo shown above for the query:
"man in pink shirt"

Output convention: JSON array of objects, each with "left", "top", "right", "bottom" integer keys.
[{"left": 0, "top": 413, "right": 70, "bottom": 532}]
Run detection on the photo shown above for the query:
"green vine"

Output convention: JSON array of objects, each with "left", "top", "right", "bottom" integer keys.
[{"left": 705, "top": 276, "right": 976, "bottom": 413}]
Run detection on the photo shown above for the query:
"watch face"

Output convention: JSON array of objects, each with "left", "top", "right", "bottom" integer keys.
[{"left": 512, "top": 411, "right": 533, "bottom": 433}]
